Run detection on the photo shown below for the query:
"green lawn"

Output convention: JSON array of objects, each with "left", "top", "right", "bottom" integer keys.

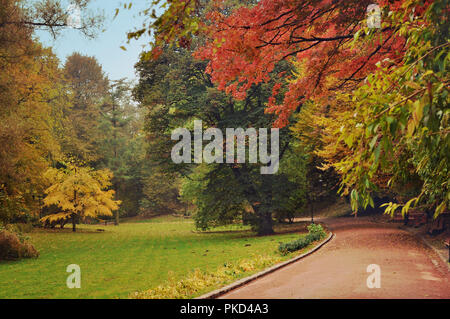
[{"left": 0, "top": 216, "right": 310, "bottom": 299}]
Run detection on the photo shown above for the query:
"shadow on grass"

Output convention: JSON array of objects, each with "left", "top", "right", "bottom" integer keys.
[
  {"left": 32, "top": 227, "right": 108, "bottom": 234},
  {"left": 192, "top": 221, "right": 311, "bottom": 238}
]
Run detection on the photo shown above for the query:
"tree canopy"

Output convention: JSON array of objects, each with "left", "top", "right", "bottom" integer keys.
[{"left": 130, "top": 0, "right": 448, "bottom": 219}]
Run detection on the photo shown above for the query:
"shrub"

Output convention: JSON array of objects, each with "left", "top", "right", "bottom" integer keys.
[
  {"left": 307, "top": 223, "right": 326, "bottom": 239},
  {"left": 278, "top": 223, "right": 327, "bottom": 255},
  {"left": 6, "top": 223, "right": 33, "bottom": 233},
  {"left": 0, "top": 227, "right": 39, "bottom": 261}
]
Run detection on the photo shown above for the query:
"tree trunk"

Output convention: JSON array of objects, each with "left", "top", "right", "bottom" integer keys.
[
  {"left": 230, "top": 166, "right": 274, "bottom": 235},
  {"left": 114, "top": 182, "right": 119, "bottom": 226},
  {"left": 258, "top": 174, "right": 274, "bottom": 235},
  {"left": 257, "top": 211, "right": 274, "bottom": 235},
  {"left": 72, "top": 214, "right": 76, "bottom": 232},
  {"left": 253, "top": 204, "right": 274, "bottom": 235},
  {"left": 112, "top": 101, "right": 119, "bottom": 226},
  {"left": 73, "top": 188, "right": 77, "bottom": 232}
]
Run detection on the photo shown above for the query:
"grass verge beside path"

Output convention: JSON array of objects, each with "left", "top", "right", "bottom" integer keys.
[
  {"left": 133, "top": 226, "right": 329, "bottom": 299},
  {"left": 0, "top": 216, "right": 321, "bottom": 299}
]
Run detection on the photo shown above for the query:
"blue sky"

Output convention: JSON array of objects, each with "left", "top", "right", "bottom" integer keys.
[{"left": 35, "top": 1, "right": 156, "bottom": 82}]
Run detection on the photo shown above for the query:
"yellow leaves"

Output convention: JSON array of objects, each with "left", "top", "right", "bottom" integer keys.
[
  {"left": 343, "top": 134, "right": 354, "bottom": 148},
  {"left": 405, "top": 81, "right": 422, "bottom": 90},
  {"left": 382, "top": 196, "right": 422, "bottom": 218},
  {"left": 434, "top": 202, "right": 447, "bottom": 218},
  {"left": 40, "top": 212, "right": 72, "bottom": 223},
  {"left": 420, "top": 70, "right": 434, "bottom": 79},
  {"left": 0, "top": 38, "right": 66, "bottom": 218},
  {"left": 43, "top": 192, "right": 75, "bottom": 211},
  {"left": 41, "top": 164, "right": 120, "bottom": 223},
  {"left": 84, "top": 205, "right": 112, "bottom": 218},
  {"left": 412, "top": 99, "right": 424, "bottom": 125},
  {"left": 380, "top": 202, "right": 401, "bottom": 217},
  {"left": 406, "top": 99, "right": 425, "bottom": 137},
  {"left": 134, "top": 254, "right": 282, "bottom": 299},
  {"left": 401, "top": 196, "right": 419, "bottom": 216}
]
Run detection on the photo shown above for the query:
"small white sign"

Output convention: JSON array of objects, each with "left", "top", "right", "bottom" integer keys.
[
  {"left": 366, "top": 264, "right": 381, "bottom": 288},
  {"left": 66, "top": 264, "right": 81, "bottom": 289},
  {"left": 367, "top": 4, "right": 381, "bottom": 29}
]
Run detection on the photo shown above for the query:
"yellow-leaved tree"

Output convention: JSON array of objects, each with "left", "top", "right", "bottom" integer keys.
[{"left": 41, "top": 164, "right": 121, "bottom": 232}]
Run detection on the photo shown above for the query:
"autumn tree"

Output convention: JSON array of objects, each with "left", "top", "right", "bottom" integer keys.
[
  {"left": 0, "top": 46, "right": 63, "bottom": 223},
  {"left": 0, "top": 0, "right": 106, "bottom": 225},
  {"left": 129, "top": 0, "right": 401, "bottom": 121},
  {"left": 41, "top": 163, "right": 121, "bottom": 232},
  {"left": 1, "top": 0, "right": 103, "bottom": 41},
  {"left": 134, "top": 43, "right": 305, "bottom": 234},
  {"left": 97, "top": 79, "right": 145, "bottom": 223},
  {"left": 0, "top": 1, "right": 67, "bottom": 223},
  {"left": 131, "top": 0, "right": 448, "bottom": 218},
  {"left": 319, "top": 0, "right": 449, "bottom": 217},
  {"left": 62, "top": 53, "right": 109, "bottom": 163}
]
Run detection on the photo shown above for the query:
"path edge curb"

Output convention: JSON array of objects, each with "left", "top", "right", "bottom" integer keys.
[
  {"left": 196, "top": 231, "right": 334, "bottom": 299},
  {"left": 408, "top": 230, "right": 450, "bottom": 272}
]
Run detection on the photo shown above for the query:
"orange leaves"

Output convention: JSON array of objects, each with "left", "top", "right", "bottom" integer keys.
[
  {"left": 193, "top": 0, "right": 417, "bottom": 127},
  {"left": 135, "top": 1, "right": 430, "bottom": 129}
]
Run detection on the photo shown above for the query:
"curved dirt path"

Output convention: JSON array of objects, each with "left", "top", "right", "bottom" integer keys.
[{"left": 220, "top": 217, "right": 450, "bottom": 299}]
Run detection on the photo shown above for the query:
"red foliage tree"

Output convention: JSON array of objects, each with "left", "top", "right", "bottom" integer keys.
[{"left": 193, "top": 0, "right": 433, "bottom": 127}]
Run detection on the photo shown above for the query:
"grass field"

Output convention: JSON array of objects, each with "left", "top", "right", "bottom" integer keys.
[{"left": 0, "top": 216, "right": 315, "bottom": 299}]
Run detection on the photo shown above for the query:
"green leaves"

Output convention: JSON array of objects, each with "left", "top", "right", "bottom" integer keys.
[
  {"left": 369, "top": 135, "right": 378, "bottom": 150},
  {"left": 344, "top": 134, "right": 354, "bottom": 148},
  {"left": 405, "top": 81, "right": 422, "bottom": 90},
  {"left": 324, "top": 1, "right": 449, "bottom": 218}
]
